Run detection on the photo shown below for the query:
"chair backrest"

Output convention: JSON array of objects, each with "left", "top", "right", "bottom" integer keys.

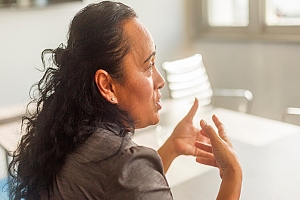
[{"left": 162, "top": 54, "right": 213, "bottom": 106}]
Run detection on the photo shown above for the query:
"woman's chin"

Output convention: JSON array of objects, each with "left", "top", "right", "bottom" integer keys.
[{"left": 135, "top": 116, "right": 160, "bottom": 129}]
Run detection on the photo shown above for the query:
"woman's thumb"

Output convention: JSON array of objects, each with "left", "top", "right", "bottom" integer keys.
[{"left": 200, "top": 119, "right": 220, "bottom": 143}]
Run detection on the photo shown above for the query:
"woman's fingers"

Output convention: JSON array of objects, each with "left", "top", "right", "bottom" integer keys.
[
  {"left": 194, "top": 141, "right": 218, "bottom": 167},
  {"left": 200, "top": 115, "right": 231, "bottom": 145},
  {"left": 211, "top": 115, "right": 233, "bottom": 146},
  {"left": 184, "top": 98, "right": 199, "bottom": 122},
  {"left": 196, "top": 115, "right": 242, "bottom": 198},
  {"left": 198, "top": 115, "right": 241, "bottom": 172},
  {"left": 196, "top": 157, "right": 218, "bottom": 167},
  {"left": 212, "top": 115, "right": 226, "bottom": 137},
  {"left": 199, "top": 119, "right": 220, "bottom": 144},
  {"left": 199, "top": 129, "right": 208, "bottom": 138},
  {"left": 194, "top": 141, "right": 212, "bottom": 153}
]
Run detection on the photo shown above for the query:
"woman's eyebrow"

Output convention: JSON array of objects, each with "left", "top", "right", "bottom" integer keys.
[{"left": 143, "top": 51, "right": 156, "bottom": 64}]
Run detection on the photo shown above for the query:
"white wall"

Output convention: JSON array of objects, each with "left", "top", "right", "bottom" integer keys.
[
  {"left": 0, "top": 0, "right": 188, "bottom": 106},
  {"left": 0, "top": 1, "right": 84, "bottom": 106},
  {"left": 1, "top": 0, "right": 299, "bottom": 121}
]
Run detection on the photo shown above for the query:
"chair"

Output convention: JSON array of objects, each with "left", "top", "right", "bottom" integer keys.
[
  {"left": 282, "top": 107, "right": 300, "bottom": 126},
  {"left": 162, "top": 54, "right": 253, "bottom": 113}
]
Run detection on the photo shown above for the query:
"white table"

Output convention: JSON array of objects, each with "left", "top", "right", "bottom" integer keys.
[
  {"left": 133, "top": 98, "right": 300, "bottom": 200},
  {"left": 1, "top": 99, "right": 300, "bottom": 199}
]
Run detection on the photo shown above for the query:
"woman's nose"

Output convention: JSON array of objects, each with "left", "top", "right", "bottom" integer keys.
[{"left": 154, "top": 67, "right": 165, "bottom": 89}]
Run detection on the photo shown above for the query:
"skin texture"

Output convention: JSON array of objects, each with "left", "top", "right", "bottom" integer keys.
[{"left": 95, "top": 18, "right": 165, "bottom": 129}]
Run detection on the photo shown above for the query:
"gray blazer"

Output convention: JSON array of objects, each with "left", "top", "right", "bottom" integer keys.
[{"left": 42, "top": 125, "right": 173, "bottom": 199}]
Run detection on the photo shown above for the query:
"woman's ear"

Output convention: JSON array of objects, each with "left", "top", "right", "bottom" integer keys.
[{"left": 94, "top": 69, "right": 118, "bottom": 104}]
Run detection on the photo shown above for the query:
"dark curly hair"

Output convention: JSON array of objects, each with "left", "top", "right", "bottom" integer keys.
[{"left": 9, "top": 1, "right": 137, "bottom": 199}]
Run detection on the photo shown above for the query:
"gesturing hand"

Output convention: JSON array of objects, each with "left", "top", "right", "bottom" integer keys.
[
  {"left": 195, "top": 115, "right": 242, "bottom": 179},
  {"left": 167, "top": 98, "right": 210, "bottom": 157},
  {"left": 158, "top": 98, "right": 211, "bottom": 173},
  {"left": 195, "top": 115, "right": 242, "bottom": 199}
]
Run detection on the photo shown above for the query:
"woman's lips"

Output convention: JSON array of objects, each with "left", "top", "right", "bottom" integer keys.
[{"left": 156, "top": 99, "right": 162, "bottom": 110}]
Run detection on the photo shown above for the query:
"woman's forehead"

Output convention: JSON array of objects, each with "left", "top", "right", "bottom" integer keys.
[
  {"left": 121, "top": 18, "right": 155, "bottom": 67},
  {"left": 124, "top": 18, "right": 155, "bottom": 51}
]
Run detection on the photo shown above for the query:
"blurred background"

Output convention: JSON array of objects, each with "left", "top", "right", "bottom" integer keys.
[
  {"left": 0, "top": 0, "right": 299, "bottom": 121},
  {"left": 1, "top": 1, "right": 300, "bottom": 199}
]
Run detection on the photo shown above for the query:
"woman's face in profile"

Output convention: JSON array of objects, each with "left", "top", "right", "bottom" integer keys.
[{"left": 113, "top": 18, "right": 165, "bottom": 129}]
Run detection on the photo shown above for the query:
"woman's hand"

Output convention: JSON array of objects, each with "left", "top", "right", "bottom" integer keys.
[
  {"left": 168, "top": 98, "right": 210, "bottom": 157},
  {"left": 195, "top": 115, "right": 241, "bottom": 178},
  {"left": 158, "top": 98, "right": 210, "bottom": 173},
  {"left": 195, "top": 115, "right": 242, "bottom": 199}
]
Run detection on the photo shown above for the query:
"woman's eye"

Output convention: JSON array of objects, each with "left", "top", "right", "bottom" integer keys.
[
  {"left": 145, "top": 61, "right": 155, "bottom": 75},
  {"left": 148, "top": 62, "right": 155, "bottom": 71}
]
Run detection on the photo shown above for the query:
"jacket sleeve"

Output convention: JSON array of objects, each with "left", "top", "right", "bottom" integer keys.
[{"left": 107, "top": 145, "right": 173, "bottom": 200}]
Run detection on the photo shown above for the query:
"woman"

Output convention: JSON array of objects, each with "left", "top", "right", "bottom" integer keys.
[{"left": 9, "top": 1, "right": 242, "bottom": 199}]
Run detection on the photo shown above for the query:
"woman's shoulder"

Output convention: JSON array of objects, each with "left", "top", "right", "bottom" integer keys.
[
  {"left": 72, "top": 125, "right": 134, "bottom": 162},
  {"left": 112, "top": 135, "right": 166, "bottom": 179},
  {"left": 67, "top": 123, "right": 165, "bottom": 173},
  {"left": 107, "top": 139, "right": 171, "bottom": 199},
  {"left": 84, "top": 125, "right": 165, "bottom": 175},
  {"left": 119, "top": 143, "right": 161, "bottom": 164},
  {"left": 55, "top": 126, "right": 171, "bottom": 199}
]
